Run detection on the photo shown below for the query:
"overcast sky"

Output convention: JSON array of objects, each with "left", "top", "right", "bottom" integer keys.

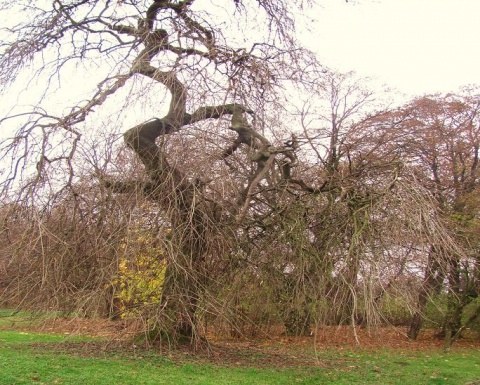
[
  {"left": 1, "top": 0, "right": 479, "bottom": 115},
  {"left": 302, "top": 0, "right": 480, "bottom": 96}
]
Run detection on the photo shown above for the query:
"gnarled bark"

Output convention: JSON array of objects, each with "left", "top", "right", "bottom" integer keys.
[{"left": 112, "top": 1, "right": 297, "bottom": 343}]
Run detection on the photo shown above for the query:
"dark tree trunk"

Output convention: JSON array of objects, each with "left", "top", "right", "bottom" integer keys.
[
  {"left": 408, "top": 247, "right": 443, "bottom": 340},
  {"left": 407, "top": 292, "right": 429, "bottom": 340},
  {"left": 158, "top": 210, "right": 210, "bottom": 342},
  {"left": 443, "top": 256, "right": 463, "bottom": 349}
]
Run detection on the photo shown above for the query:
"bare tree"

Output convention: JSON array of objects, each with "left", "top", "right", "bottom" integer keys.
[
  {"left": 0, "top": 0, "right": 327, "bottom": 344},
  {"left": 368, "top": 92, "right": 480, "bottom": 343}
]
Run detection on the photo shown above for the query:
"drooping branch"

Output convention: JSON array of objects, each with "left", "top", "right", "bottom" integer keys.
[{"left": 66, "top": 74, "right": 132, "bottom": 126}]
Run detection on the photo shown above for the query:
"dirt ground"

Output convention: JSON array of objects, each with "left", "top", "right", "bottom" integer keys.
[
  {"left": 4, "top": 316, "right": 480, "bottom": 368},
  {"left": 25, "top": 317, "right": 480, "bottom": 348}
]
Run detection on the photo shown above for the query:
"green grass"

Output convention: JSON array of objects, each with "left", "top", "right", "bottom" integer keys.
[
  {"left": 0, "top": 338, "right": 306, "bottom": 385},
  {"left": 312, "top": 349, "right": 480, "bottom": 385},
  {"left": 1, "top": 332, "right": 479, "bottom": 385},
  {"left": 1, "top": 345, "right": 295, "bottom": 385},
  {"left": 0, "top": 309, "right": 479, "bottom": 385}
]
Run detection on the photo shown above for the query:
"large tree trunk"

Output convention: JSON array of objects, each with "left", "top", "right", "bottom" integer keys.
[
  {"left": 120, "top": 103, "right": 262, "bottom": 343},
  {"left": 119, "top": 112, "right": 207, "bottom": 342},
  {"left": 106, "top": 1, "right": 297, "bottom": 344},
  {"left": 159, "top": 208, "right": 210, "bottom": 341}
]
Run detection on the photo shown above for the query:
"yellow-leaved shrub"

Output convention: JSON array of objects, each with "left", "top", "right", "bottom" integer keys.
[{"left": 111, "top": 226, "right": 168, "bottom": 318}]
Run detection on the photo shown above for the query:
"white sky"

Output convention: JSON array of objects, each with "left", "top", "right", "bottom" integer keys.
[
  {"left": 302, "top": 0, "right": 480, "bottom": 96},
  {"left": 1, "top": 0, "right": 479, "bottom": 115}
]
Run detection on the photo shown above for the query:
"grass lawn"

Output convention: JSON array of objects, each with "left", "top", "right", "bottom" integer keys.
[{"left": 1, "top": 310, "right": 479, "bottom": 384}]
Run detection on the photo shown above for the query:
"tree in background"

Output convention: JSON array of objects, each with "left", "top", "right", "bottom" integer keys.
[
  {"left": 287, "top": 73, "right": 468, "bottom": 337},
  {"left": 369, "top": 91, "right": 480, "bottom": 344}
]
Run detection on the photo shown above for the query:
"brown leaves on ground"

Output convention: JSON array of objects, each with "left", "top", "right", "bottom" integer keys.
[{"left": 3, "top": 317, "right": 480, "bottom": 368}]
